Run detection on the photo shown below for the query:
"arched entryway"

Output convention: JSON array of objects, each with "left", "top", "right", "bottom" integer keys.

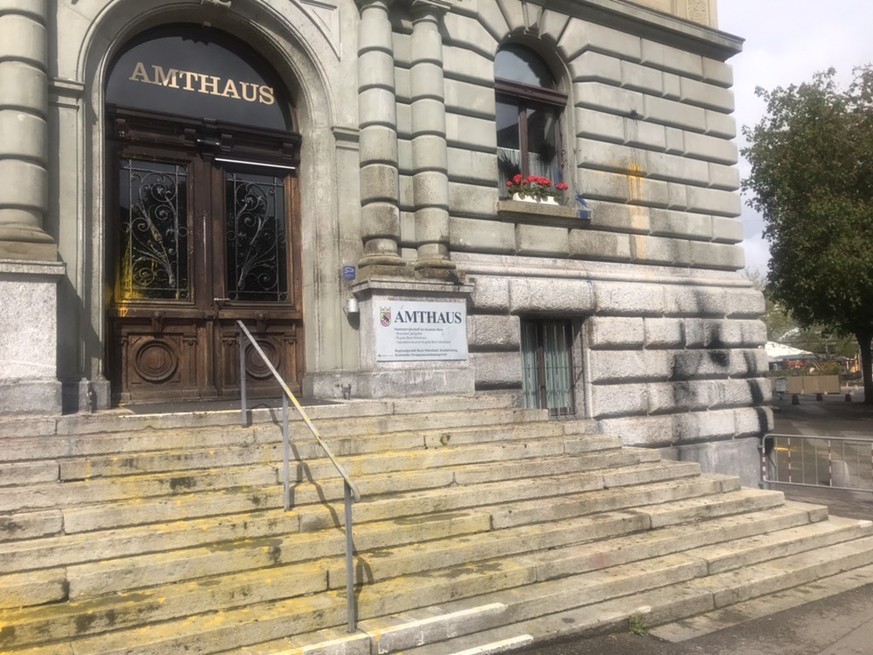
[{"left": 104, "top": 25, "right": 304, "bottom": 404}]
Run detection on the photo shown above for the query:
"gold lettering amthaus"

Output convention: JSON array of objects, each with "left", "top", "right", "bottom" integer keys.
[{"left": 129, "top": 62, "right": 276, "bottom": 105}]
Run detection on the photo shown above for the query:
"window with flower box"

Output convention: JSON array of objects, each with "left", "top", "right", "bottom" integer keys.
[{"left": 495, "top": 44, "right": 567, "bottom": 196}]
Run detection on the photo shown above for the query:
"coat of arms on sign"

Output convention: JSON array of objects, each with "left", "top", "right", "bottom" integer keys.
[{"left": 380, "top": 307, "right": 391, "bottom": 327}]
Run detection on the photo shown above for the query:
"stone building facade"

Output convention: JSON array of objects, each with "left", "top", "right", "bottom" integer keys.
[{"left": 0, "top": 0, "right": 769, "bottom": 482}]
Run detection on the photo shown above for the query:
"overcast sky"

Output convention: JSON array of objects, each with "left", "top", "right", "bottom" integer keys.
[{"left": 716, "top": 1, "right": 873, "bottom": 276}]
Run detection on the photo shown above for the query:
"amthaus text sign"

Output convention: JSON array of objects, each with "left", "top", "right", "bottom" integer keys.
[{"left": 376, "top": 301, "right": 468, "bottom": 362}]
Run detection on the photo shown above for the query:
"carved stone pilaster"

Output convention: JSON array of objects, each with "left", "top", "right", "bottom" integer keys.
[
  {"left": 356, "top": 0, "right": 405, "bottom": 270},
  {"left": 0, "top": 0, "right": 56, "bottom": 261},
  {"left": 409, "top": 1, "right": 454, "bottom": 271}
]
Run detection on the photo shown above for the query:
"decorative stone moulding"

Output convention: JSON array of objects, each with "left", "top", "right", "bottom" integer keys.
[{"left": 511, "top": 193, "right": 559, "bottom": 205}]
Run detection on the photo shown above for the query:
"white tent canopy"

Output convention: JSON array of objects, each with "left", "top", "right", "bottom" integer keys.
[{"left": 765, "top": 341, "right": 813, "bottom": 361}]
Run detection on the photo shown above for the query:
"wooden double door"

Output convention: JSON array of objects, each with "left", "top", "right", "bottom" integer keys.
[{"left": 108, "top": 119, "right": 303, "bottom": 404}]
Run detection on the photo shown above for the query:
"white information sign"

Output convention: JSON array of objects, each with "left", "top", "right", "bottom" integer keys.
[{"left": 375, "top": 300, "right": 468, "bottom": 362}]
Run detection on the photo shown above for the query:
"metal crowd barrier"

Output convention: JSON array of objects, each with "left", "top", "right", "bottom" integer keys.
[{"left": 760, "top": 433, "right": 873, "bottom": 493}]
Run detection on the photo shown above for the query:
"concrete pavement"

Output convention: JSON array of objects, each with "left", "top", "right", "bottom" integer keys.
[{"left": 516, "top": 392, "right": 873, "bottom": 655}]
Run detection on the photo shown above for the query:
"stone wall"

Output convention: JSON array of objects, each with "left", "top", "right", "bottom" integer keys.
[
  {"left": 35, "top": 0, "right": 763, "bottom": 481},
  {"left": 391, "top": 0, "right": 764, "bottom": 481}
]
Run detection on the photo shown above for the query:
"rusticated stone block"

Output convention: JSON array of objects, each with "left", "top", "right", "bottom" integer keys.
[
  {"left": 587, "top": 317, "right": 645, "bottom": 349},
  {"left": 631, "top": 235, "right": 691, "bottom": 266},
  {"left": 646, "top": 149, "right": 710, "bottom": 185},
  {"left": 684, "top": 131, "right": 739, "bottom": 166},
  {"left": 574, "top": 107, "right": 625, "bottom": 145},
  {"left": 593, "top": 280, "right": 665, "bottom": 316},
  {"left": 711, "top": 216, "right": 743, "bottom": 243},
  {"left": 702, "top": 319, "right": 767, "bottom": 348},
  {"left": 684, "top": 318, "right": 705, "bottom": 347},
  {"left": 570, "top": 50, "right": 622, "bottom": 84},
  {"left": 588, "top": 350, "right": 671, "bottom": 383},
  {"left": 647, "top": 380, "right": 713, "bottom": 413},
  {"left": 728, "top": 349, "right": 769, "bottom": 377},
  {"left": 644, "top": 318, "right": 684, "bottom": 347},
  {"left": 442, "top": 45, "right": 494, "bottom": 85},
  {"left": 589, "top": 383, "right": 648, "bottom": 417},
  {"left": 598, "top": 415, "right": 675, "bottom": 447},
  {"left": 694, "top": 241, "right": 746, "bottom": 277},
  {"left": 705, "top": 109, "right": 737, "bottom": 139},
  {"left": 446, "top": 148, "right": 496, "bottom": 184},
  {"left": 470, "top": 351, "right": 523, "bottom": 388},
  {"left": 724, "top": 287, "right": 766, "bottom": 318},
  {"left": 560, "top": 19, "right": 642, "bottom": 61},
  {"left": 467, "top": 314, "right": 520, "bottom": 351},
  {"left": 649, "top": 208, "right": 712, "bottom": 240},
  {"left": 516, "top": 224, "right": 569, "bottom": 257},
  {"left": 686, "top": 188, "right": 742, "bottom": 220},
  {"left": 448, "top": 181, "right": 498, "bottom": 216},
  {"left": 708, "top": 164, "right": 741, "bottom": 193},
  {"left": 640, "top": 40, "right": 703, "bottom": 78},
  {"left": 583, "top": 201, "right": 650, "bottom": 234},
  {"left": 674, "top": 408, "right": 736, "bottom": 442},
  {"left": 508, "top": 277, "right": 595, "bottom": 314},
  {"left": 712, "top": 378, "right": 772, "bottom": 407},
  {"left": 643, "top": 95, "right": 706, "bottom": 132},
  {"left": 569, "top": 229, "right": 632, "bottom": 262},
  {"left": 670, "top": 349, "right": 731, "bottom": 380},
  {"left": 450, "top": 217, "right": 515, "bottom": 253},
  {"left": 702, "top": 58, "right": 733, "bottom": 87},
  {"left": 468, "top": 276, "right": 510, "bottom": 312},
  {"left": 620, "top": 59, "right": 664, "bottom": 95},
  {"left": 680, "top": 77, "right": 734, "bottom": 112},
  {"left": 0, "top": 509, "right": 63, "bottom": 541},
  {"left": 734, "top": 405, "right": 774, "bottom": 436},
  {"left": 574, "top": 82, "right": 645, "bottom": 120},
  {"left": 664, "top": 286, "right": 726, "bottom": 317}
]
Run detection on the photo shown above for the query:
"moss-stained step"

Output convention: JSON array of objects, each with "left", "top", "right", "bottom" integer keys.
[{"left": 0, "top": 475, "right": 809, "bottom": 646}]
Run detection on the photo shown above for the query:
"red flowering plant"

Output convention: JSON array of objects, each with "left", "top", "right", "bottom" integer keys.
[{"left": 506, "top": 174, "right": 569, "bottom": 201}]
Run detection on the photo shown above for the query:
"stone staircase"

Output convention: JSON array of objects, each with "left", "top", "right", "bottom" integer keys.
[{"left": 1, "top": 395, "right": 872, "bottom": 655}]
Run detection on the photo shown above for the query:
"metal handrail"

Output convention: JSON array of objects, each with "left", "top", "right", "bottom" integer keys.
[
  {"left": 760, "top": 432, "right": 873, "bottom": 493},
  {"left": 237, "top": 320, "right": 361, "bottom": 631}
]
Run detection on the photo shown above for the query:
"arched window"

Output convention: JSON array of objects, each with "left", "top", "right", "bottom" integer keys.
[{"left": 495, "top": 44, "right": 567, "bottom": 193}]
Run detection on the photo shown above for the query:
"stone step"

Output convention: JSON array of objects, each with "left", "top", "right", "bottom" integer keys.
[
  {"left": 332, "top": 500, "right": 830, "bottom": 592},
  {"left": 684, "top": 515, "right": 873, "bottom": 575},
  {"left": 42, "top": 455, "right": 696, "bottom": 534},
  {"left": 487, "top": 474, "right": 750, "bottom": 531},
  {"left": 5, "top": 399, "right": 870, "bottom": 655},
  {"left": 689, "top": 533, "right": 873, "bottom": 608},
  {"left": 0, "top": 404, "right": 556, "bottom": 464},
  {"left": 3, "top": 420, "right": 584, "bottom": 484},
  {"left": 375, "top": 533, "right": 873, "bottom": 655},
  {"left": 650, "top": 561, "right": 873, "bottom": 642},
  {"left": 302, "top": 465, "right": 734, "bottom": 534},
  {"left": 0, "top": 458, "right": 700, "bottom": 577},
  {"left": 64, "top": 510, "right": 492, "bottom": 600},
  {"left": 0, "top": 470, "right": 786, "bottom": 620},
  {"left": 0, "top": 430, "right": 622, "bottom": 522},
  {"left": 18, "top": 524, "right": 871, "bottom": 655},
  {"left": 0, "top": 464, "right": 280, "bottom": 513},
  {"left": 0, "top": 394, "right": 527, "bottom": 439},
  {"left": 0, "top": 541, "right": 717, "bottom": 653}
]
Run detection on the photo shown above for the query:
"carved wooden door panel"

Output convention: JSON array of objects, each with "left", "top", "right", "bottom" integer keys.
[{"left": 108, "top": 143, "right": 303, "bottom": 405}]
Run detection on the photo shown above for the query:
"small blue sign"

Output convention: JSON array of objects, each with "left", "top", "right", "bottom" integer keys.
[{"left": 342, "top": 265, "right": 356, "bottom": 281}]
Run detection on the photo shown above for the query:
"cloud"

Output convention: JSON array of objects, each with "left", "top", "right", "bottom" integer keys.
[{"left": 717, "top": 1, "right": 873, "bottom": 275}]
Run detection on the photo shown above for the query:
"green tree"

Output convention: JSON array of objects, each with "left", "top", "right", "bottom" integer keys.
[
  {"left": 745, "top": 270, "right": 857, "bottom": 359},
  {"left": 742, "top": 66, "right": 873, "bottom": 401}
]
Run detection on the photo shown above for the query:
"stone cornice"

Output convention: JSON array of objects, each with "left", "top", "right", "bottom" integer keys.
[{"left": 441, "top": 0, "right": 743, "bottom": 60}]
